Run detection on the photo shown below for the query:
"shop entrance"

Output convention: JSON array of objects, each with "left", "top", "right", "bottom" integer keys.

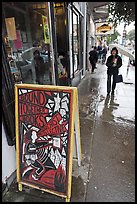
[
  {"left": 68, "top": 4, "right": 84, "bottom": 81},
  {"left": 54, "top": 2, "right": 69, "bottom": 86}
]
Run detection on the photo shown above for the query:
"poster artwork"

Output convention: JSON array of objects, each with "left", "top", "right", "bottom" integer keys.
[
  {"left": 18, "top": 88, "right": 72, "bottom": 194},
  {"left": 5, "top": 17, "right": 17, "bottom": 40}
]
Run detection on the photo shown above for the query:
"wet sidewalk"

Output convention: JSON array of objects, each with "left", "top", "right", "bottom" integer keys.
[{"left": 2, "top": 56, "right": 135, "bottom": 202}]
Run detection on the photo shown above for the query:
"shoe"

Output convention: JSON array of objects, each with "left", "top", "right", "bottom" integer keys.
[{"left": 111, "top": 91, "right": 114, "bottom": 95}]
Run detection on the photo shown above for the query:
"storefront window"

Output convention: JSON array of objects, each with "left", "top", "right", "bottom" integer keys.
[
  {"left": 53, "top": 2, "right": 69, "bottom": 86},
  {"left": 68, "top": 7, "right": 73, "bottom": 79},
  {"left": 2, "top": 2, "right": 54, "bottom": 85},
  {"left": 73, "top": 11, "right": 79, "bottom": 72},
  {"left": 68, "top": 4, "right": 83, "bottom": 79}
]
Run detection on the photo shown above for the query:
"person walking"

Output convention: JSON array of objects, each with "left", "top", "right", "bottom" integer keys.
[
  {"left": 102, "top": 45, "right": 107, "bottom": 64},
  {"left": 106, "top": 47, "right": 122, "bottom": 95},
  {"left": 97, "top": 42, "right": 102, "bottom": 63},
  {"left": 89, "top": 46, "right": 98, "bottom": 73}
]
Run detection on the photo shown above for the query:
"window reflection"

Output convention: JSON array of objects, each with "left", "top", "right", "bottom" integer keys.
[
  {"left": 73, "top": 11, "right": 80, "bottom": 73},
  {"left": 2, "top": 2, "right": 53, "bottom": 85}
]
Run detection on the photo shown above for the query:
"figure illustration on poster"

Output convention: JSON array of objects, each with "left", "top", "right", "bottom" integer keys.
[{"left": 18, "top": 89, "right": 71, "bottom": 193}]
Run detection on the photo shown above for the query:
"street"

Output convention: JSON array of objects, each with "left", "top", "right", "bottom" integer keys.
[{"left": 73, "top": 55, "right": 135, "bottom": 202}]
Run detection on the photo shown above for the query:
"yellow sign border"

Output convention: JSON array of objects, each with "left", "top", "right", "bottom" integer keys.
[{"left": 15, "top": 84, "right": 80, "bottom": 202}]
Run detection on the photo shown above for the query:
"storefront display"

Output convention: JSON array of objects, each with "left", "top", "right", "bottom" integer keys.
[{"left": 2, "top": 2, "right": 55, "bottom": 85}]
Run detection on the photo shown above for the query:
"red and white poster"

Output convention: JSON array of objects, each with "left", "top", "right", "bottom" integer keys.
[
  {"left": 14, "top": 30, "right": 22, "bottom": 49},
  {"left": 16, "top": 86, "right": 74, "bottom": 196}
]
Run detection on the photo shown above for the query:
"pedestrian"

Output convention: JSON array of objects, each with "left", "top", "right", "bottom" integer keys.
[
  {"left": 97, "top": 42, "right": 102, "bottom": 62},
  {"left": 106, "top": 47, "right": 122, "bottom": 95},
  {"left": 102, "top": 45, "right": 107, "bottom": 64},
  {"left": 89, "top": 46, "right": 98, "bottom": 73},
  {"left": 33, "top": 50, "right": 45, "bottom": 84}
]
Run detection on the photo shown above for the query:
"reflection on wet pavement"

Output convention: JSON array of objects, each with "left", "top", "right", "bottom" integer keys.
[{"left": 99, "top": 95, "right": 119, "bottom": 122}]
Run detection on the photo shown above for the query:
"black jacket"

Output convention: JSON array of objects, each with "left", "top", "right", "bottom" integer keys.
[
  {"left": 34, "top": 56, "right": 45, "bottom": 76},
  {"left": 106, "top": 55, "right": 122, "bottom": 75},
  {"left": 89, "top": 50, "right": 98, "bottom": 63}
]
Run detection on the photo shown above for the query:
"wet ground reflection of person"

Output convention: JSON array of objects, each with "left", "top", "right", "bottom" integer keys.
[{"left": 101, "top": 95, "right": 119, "bottom": 122}]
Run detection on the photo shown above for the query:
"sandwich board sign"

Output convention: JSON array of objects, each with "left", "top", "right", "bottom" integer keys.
[{"left": 15, "top": 84, "right": 81, "bottom": 202}]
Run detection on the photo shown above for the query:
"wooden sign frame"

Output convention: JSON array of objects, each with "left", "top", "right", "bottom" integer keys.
[{"left": 15, "top": 84, "right": 81, "bottom": 202}]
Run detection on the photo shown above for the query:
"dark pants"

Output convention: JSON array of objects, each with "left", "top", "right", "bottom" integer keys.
[
  {"left": 31, "top": 160, "right": 45, "bottom": 177},
  {"left": 36, "top": 73, "right": 44, "bottom": 84},
  {"left": 102, "top": 54, "right": 106, "bottom": 64},
  {"left": 107, "top": 73, "right": 117, "bottom": 93},
  {"left": 90, "top": 60, "right": 96, "bottom": 72}
]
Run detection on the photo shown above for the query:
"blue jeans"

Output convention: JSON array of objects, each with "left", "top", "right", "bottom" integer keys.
[{"left": 107, "top": 73, "right": 117, "bottom": 93}]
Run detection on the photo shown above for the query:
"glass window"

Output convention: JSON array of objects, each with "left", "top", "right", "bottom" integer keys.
[
  {"left": 68, "top": 7, "right": 73, "bottom": 78},
  {"left": 68, "top": 6, "right": 82, "bottom": 79},
  {"left": 73, "top": 11, "right": 79, "bottom": 72},
  {"left": 2, "top": 2, "right": 54, "bottom": 85},
  {"left": 54, "top": 2, "right": 69, "bottom": 86}
]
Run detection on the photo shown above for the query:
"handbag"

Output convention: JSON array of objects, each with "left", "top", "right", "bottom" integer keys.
[{"left": 116, "top": 74, "right": 123, "bottom": 83}]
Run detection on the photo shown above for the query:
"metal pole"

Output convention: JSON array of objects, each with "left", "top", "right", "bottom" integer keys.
[
  {"left": 83, "top": 3, "right": 87, "bottom": 75},
  {"left": 48, "top": 2, "right": 58, "bottom": 85},
  {"left": 71, "top": 3, "right": 75, "bottom": 79}
]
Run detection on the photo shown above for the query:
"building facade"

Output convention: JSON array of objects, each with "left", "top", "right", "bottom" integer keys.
[
  {"left": 2, "top": 1, "right": 88, "bottom": 188},
  {"left": 2, "top": 1, "right": 109, "bottom": 190}
]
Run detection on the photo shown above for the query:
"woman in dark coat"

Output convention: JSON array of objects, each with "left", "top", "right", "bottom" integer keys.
[
  {"left": 89, "top": 46, "right": 98, "bottom": 73},
  {"left": 106, "top": 47, "right": 122, "bottom": 95}
]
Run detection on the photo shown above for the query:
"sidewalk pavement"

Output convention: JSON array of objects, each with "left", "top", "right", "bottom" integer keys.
[{"left": 2, "top": 56, "right": 135, "bottom": 202}]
